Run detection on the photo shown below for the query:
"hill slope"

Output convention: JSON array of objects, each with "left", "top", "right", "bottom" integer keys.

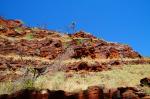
[
  {"left": 0, "top": 18, "right": 146, "bottom": 81},
  {"left": 1, "top": 18, "right": 150, "bottom": 98}
]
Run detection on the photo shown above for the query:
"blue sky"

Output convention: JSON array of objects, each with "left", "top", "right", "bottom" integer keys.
[{"left": 0, "top": 0, "right": 150, "bottom": 56}]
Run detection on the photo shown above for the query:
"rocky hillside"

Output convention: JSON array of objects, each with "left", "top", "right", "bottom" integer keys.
[
  {"left": 1, "top": 18, "right": 150, "bottom": 99},
  {"left": 0, "top": 18, "right": 141, "bottom": 59},
  {"left": 0, "top": 18, "right": 145, "bottom": 81},
  {"left": 0, "top": 86, "right": 149, "bottom": 99}
]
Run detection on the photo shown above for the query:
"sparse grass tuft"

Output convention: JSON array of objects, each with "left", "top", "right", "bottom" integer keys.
[
  {"left": 22, "top": 79, "right": 34, "bottom": 89},
  {"left": 0, "top": 81, "right": 14, "bottom": 95},
  {"left": 25, "top": 33, "right": 34, "bottom": 40},
  {"left": 0, "top": 78, "right": 34, "bottom": 95},
  {"left": 142, "top": 86, "right": 150, "bottom": 95},
  {"left": 34, "top": 72, "right": 66, "bottom": 90},
  {"left": 14, "top": 27, "right": 23, "bottom": 34}
]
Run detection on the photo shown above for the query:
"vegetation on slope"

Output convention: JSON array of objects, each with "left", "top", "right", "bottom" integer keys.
[{"left": 0, "top": 64, "right": 150, "bottom": 95}]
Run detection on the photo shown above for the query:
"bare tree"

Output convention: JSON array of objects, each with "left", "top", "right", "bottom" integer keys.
[
  {"left": 69, "top": 21, "right": 76, "bottom": 33},
  {"left": 23, "top": 44, "right": 75, "bottom": 79}
]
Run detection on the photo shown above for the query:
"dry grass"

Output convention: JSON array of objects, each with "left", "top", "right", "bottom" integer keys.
[
  {"left": 0, "top": 64, "right": 150, "bottom": 94},
  {"left": 34, "top": 64, "right": 150, "bottom": 92},
  {"left": 0, "top": 54, "right": 53, "bottom": 63},
  {"left": 63, "top": 57, "right": 145, "bottom": 65},
  {"left": 0, "top": 33, "right": 62, "bottom": 41}
]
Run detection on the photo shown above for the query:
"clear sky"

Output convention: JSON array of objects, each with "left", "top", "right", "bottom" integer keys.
[{"left": 0, "top": 0, "right": 150, "bottom": 56}]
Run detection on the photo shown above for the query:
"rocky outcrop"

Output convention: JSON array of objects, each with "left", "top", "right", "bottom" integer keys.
[
  {"left": 66, "top": 59, "right": 150, "bottom": 72},
  {"left": 0, "top": 18, "right": 146, "bottom": 80},
  {"left": 70, "top": 31, "right": 97, "bottom": 39},
  {"left": 140, "top": 77, "right": 150, "bottom": 87},
  {"left": 0, "top": 18, "right": 142, "bottom": 60},
  {"left": 0, "top": 37, "right": 63, "bottom": 59},
  {"left": 0, "top": 86, "right": 149, "bottom": 99},
  {"left": 69, "top": 38, "right": 142, "bottom": 59},
  {"left": 0, "top": 17, "right": 60, "bottom": 38}
]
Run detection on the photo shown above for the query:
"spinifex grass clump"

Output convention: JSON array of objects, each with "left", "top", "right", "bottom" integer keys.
[
  {"left": 25, "top": 33, "right": 34, "bottom": 40},
  {"left": 14, "top": 27, "right": 24, "bottom": 34},
  {"left": 0, "top": 79, "right": 34, "bottom": 95}
]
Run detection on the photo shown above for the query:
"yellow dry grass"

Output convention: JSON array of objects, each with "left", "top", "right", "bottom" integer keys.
[
  {"left": 34, "top": 64, "right": 150, "bottom": 92},
  {"left": 0, "top": 64, "right": 150, "bottom": 94},
  {"left": 63, "top": 57, "right": 147, "bottom": 65},
  {"left": 0, "top": 54, "right": 53, "bottom": 63},
  {"left": 0, "top": 33, "right": 62, "bottom": 41}
]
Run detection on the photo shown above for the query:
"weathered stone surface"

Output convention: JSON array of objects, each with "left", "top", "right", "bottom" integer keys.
[
  {"left": 122, "top": 90, "right": 140, "bottom": 99},
  {"left": 70, "top": 31, "right": 97, "bottom": 39},
  {"left": 0, "top": 18, "right": 142, "bottom": 61},
  {"left": 140, "top": 77, "right": 150, "bottom": 87},
  {"left": 0, "top": 86, "right": 149, "bottom": 99}
]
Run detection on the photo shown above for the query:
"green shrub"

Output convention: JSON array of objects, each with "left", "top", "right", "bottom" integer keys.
[
  {"left": 14, "top": 27, "right": 23, "bottom": 34},
  {"left": 25, "top": 33, "right": 34, "bottom": 40},
  {"left": 22, "top": 79, "right": 34, "bottom": 89}
]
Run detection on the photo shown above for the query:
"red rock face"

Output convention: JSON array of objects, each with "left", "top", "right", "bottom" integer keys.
[
  {"left": 66, "top": 61, "right": 107, "bottom": 72},
  {"left": 70, "top": 31, "right": 97, "bottom": 39},
  {"left": 87, "top": 86, "right": 104, "bottom": 99},
  {"left": 0, "top": 18, "right": 142, "bottom": 60},
  {"left": 66, "top": 58, "right": 150, "bottom": 72},
  {"left": 122, "top": 90, "right": 140, "bottom": 99},
  {"left": 69, "top": 36, "right": 142, "bottom": 60},
  {"left": 0, "top": 86, "right": 149, "bottom": 99},
  {"left": 0, "top": 37, "right": 63, "bottom": 60},
  {"left": 0, "top": 18, "right": 22, "bottom": 28},
  {"left": 0, "top": 18, "right": 60, "bottom": 38}
]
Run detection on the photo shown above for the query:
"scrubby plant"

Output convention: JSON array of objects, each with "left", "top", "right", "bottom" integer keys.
[
  {"left": 63, "top": 42, "right": 70, "bottom": 48},
  {"left": 75, "top": 38, "right": 85, "bottom": 45},
  {"left": 24, "top": 66, "right": 38, "bottom": 79},
  {"left": 14, "top": 27, "right": 23, "bottom": 34},
  {"left": 25, "top": 33, "right": 34, "bottom": 40},
  {"left": 0, "top": 78, "right": 35, "bottom": 94}
]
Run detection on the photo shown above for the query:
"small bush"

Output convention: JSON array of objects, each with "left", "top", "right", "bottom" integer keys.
[
  {"left": 25, "top": 33, "right": 34, "bottom": 40},
  {"left": 14, "top": 27, "right": 23, "bottom": 34},
  {"left": 22, "top": 79, "right": 34, "bottom": 89}
]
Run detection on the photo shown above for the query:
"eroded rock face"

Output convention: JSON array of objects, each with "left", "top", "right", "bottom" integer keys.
[
  {"left": 66, "top": 61, "right": 107, "bottom": 72},
  {"left": 65, "top": 59, "right": 150, "bottom": 72},
  {"left": 0, "top": 37, "right": 63, "bottom": 59},
  {"left": 68, "top": 35, "right": 142, "bottom": 59},
  {"left": 0, "top": 18, "right": 60, "bottom": 38},
  {"left": 0, "top": 86, "right": 149, "bottom": 99},
  {"left": 70, "top": 31, "right": 97, "bottom": 39},
  {"left": 0, "top": 18, "right": 142, "bottom": 60}
]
